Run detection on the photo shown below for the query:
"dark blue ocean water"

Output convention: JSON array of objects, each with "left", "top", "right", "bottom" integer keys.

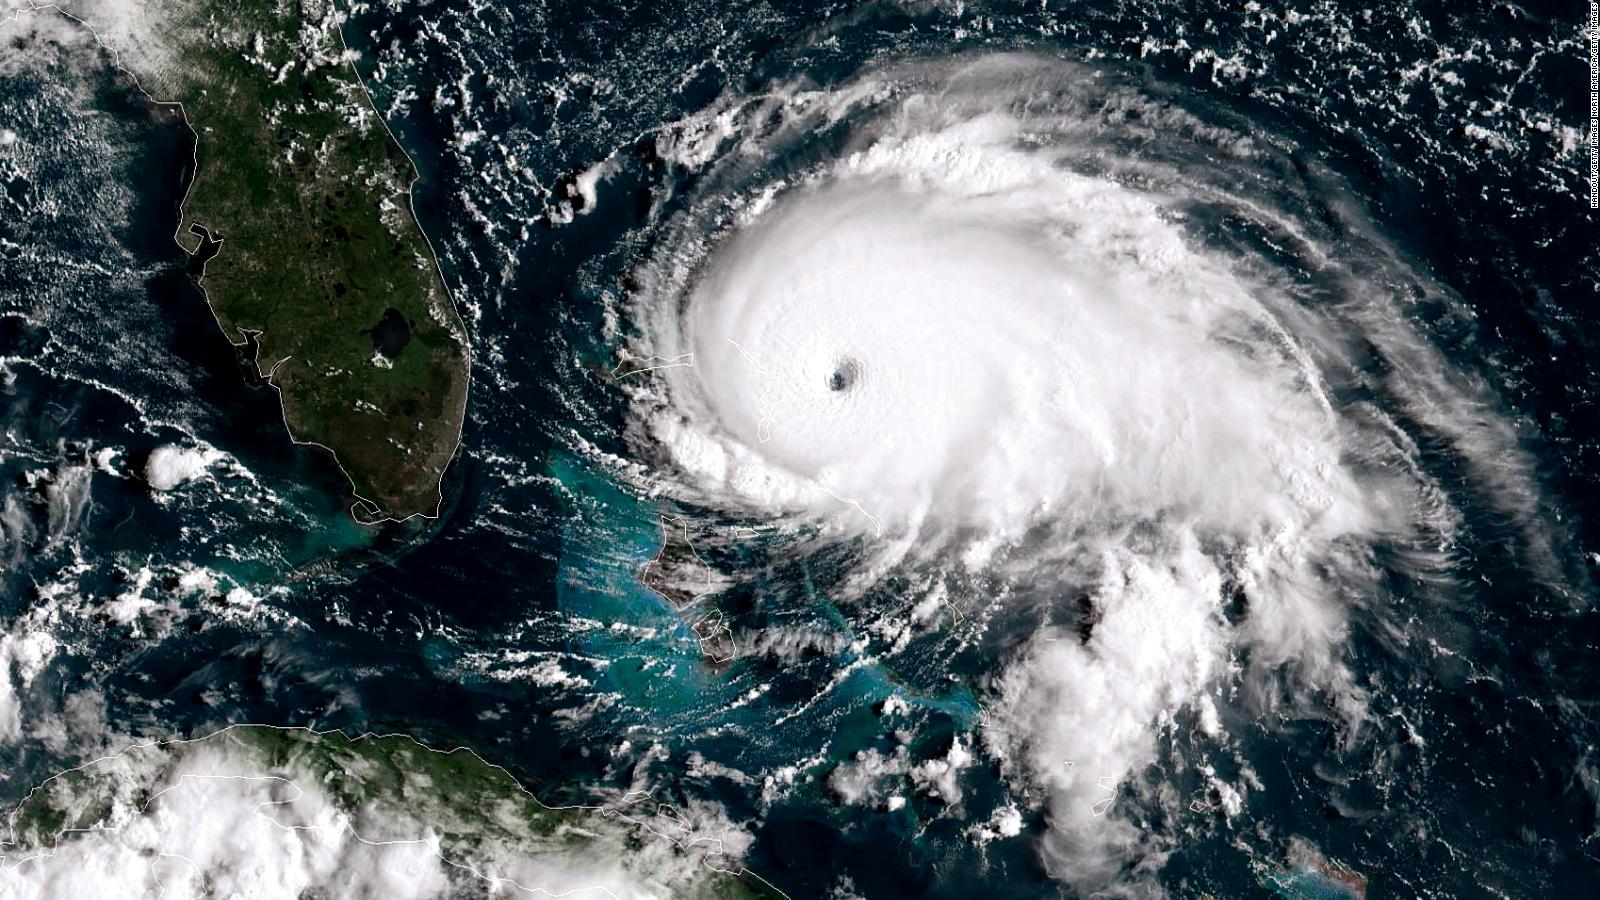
[{"left": 2, "top": 1, "right": 1599, "bottom": 897}]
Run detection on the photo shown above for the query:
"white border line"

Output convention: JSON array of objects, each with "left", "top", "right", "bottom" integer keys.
[
  {"left": 0, "top": 723, "right": 791, "bottom": 898},
  {"left": 4, "top": 0, "right": 473, "bottom": 525},
  {"left": 640, "top": 514, "right": 738, "bottom": 666}
]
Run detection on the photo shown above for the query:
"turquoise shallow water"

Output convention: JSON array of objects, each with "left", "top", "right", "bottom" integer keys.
[
  {"left": 2, "top": 0, "right": 1598, "bottom": 897},
  {"left": 553, "top": 450, "right": 722, "bottom": 713}
]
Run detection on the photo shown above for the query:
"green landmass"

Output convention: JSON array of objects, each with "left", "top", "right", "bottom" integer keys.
[
  {"left": 63, "top": 0, "right": 471, "bottom": 520},
  {"left": 3, "top": 725, "right": 780, "bottom": 899}
]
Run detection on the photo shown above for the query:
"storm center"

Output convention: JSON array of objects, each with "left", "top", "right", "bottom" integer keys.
[{"left": 828, "top": 357, "right": 861, "bottom": 393}]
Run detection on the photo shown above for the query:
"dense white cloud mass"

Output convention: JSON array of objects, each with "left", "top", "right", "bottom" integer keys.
[
  {"left": 1, "top": 0, "right": 174, "bottom": 78},
  {"left": 982, "top": 539, "right": 1226, "bottom": 886},
  {"left": 0, "top": 632, "right": 57, "bottom": 744},
  {"left": 623, "top": 55, "right": 1533, "bottom": 891},
  {"left": 656, "top": 112, "right": 1369, "bottom": 545},
  {"left": 143, "top": 444, "right": 223, "bottom": 491},
  {"left": 0, "top": 740, "right": 753, "bottom": 900},
  {"left": 2, "top": 747, "right": 453, "bottom": 900}
]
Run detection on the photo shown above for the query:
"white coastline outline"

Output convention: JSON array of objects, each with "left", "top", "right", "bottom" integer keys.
[
  {"left": 0, "top": 723, "right": 792, "bottom": 899},
  {"left": 3, "top": 0, "right": 474, "bottom": 526},
  {"left": 720, "top": 338, "right": 883, "bottom": 535},
  {"left": 608, "top": 351, "right": 695, "bottom": 381},
  {"left": 639, "top": 513, "right": 738, "bottom": 666}
]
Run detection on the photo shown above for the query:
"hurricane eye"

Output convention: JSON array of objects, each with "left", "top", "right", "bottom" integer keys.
[
  {"left": 617, "top": 54, "right": 1540, "bottom": 900},
  {"left": 828, "top": 358, "right": 860, "bottom": 393}
]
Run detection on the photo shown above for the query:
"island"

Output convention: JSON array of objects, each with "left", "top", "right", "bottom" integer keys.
[
  {"left": 642, "top": 516, "right": 739, "bottom": 669},
  {"left": 3, "top": 725, "right": 781, "bottom": 898},
  {"left": 54, "top": 0, "right": 471, "bottom": 520}
]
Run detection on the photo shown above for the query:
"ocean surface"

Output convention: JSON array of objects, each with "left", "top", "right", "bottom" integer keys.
[{"left": 2, "top": 1, "right": 1599, "bottom": 897}]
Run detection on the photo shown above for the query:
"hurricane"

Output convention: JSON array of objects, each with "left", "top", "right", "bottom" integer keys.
[
  {"left": 3, "top": 0, "right": 1589, "bottom": 896},
  {"left": 607, "top": 54, "right": 1547, "bottom": 890}
]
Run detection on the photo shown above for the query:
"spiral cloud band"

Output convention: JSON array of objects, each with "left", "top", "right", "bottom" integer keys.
[
  {"left": 673, "top": 115, "right": 1368, "bottom": 540},
  {"left": 618, "top": 55, "right": 1533, "bottom": 890}
]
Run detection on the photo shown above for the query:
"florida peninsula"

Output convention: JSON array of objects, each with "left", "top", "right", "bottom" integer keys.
[{"left": 45, "top": 0, "right": 471, "bottom": 520}]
